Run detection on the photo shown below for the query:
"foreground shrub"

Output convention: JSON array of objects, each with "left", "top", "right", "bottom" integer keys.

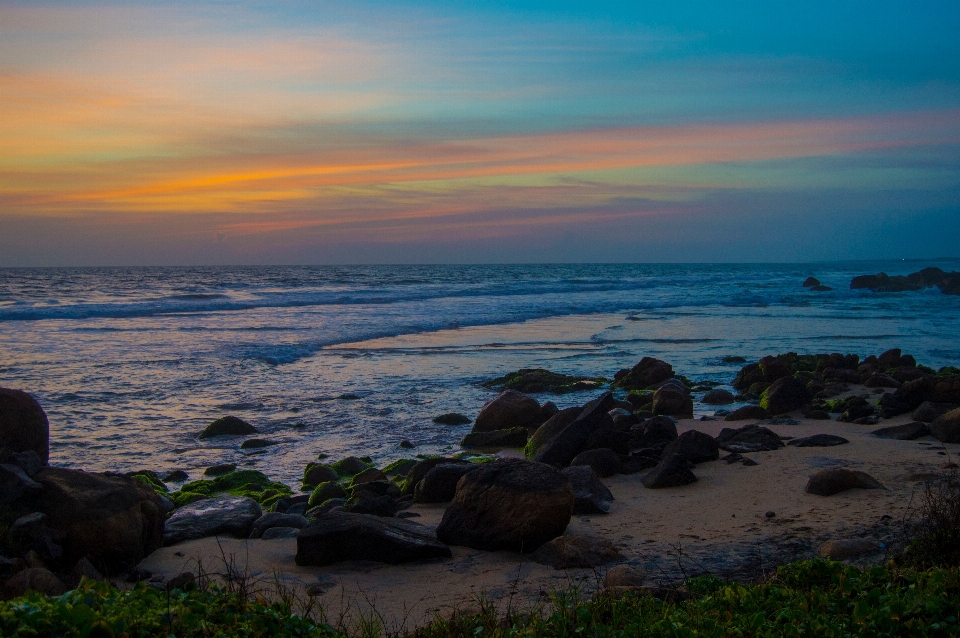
[
  {"left": 902, "top": 468, "right": 960, "bottom": 569},
  {"left": 0, "top": 579, "right": 341, "bottom": 637}
]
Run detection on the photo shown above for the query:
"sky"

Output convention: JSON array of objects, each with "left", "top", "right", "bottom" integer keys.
[{"left": 1, "top": 1, "right": 959, "bottom": 265}]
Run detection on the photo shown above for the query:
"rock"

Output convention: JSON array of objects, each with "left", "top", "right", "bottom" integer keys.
[
  {"left": 0, "top": 388, "right": 50, "bottom": 465},
  {"left": 163, "top": 470, "right": 188, "bottom": 483},
  {"left": 930, "top": 408, "right": 960, "bottom": 443},
  {"left": 702, "top": 389, "right": 735, "bottom": 405},
  {"left": 661, "top": 430, "right": 719, "bottom": 464},
  {"left": 642, "top": 454, "right": 697, "bottom": 489},
  {"left": 912, "top": 402, "right": 959, "bottom": 423},
  {"left": 399, "top": 440, "right": 414, "bottom": 449},
  {"left": 760, "top": 377, "right": 812, "bottom": 415},
  {"left": 605, "top": 564, "right": 647, "bottom": 588},
  {"left": 865, "top": 373, "right": 901, "bottom": 389},
  {"left": 482, "top": 369, "right": 603, "bottom": 394},
  {"left": 724, "top": 406, "right": 769, "bottom": 421},
  {"left": 72, "top": 557, "right": 103, "bottom": 582},
  {"left": 803, "top": 277, "right": 820, "bottom": 287},
  {"left": 652, "top": 385, "right": 693, "bottom": 418},
  {"left": 533, "top": 393, "right": 616, "bottom": 468},
  {"left": 414, "top": 463, "right": 481, "bottom": 503},
  {"left": 722, "top": 355, "right": 748, "bottom": 363},
  {"left": 1, "top": 567, "right": 66, "bottom": 599},
  {"left": 402, "top": 457, "right": 470, "bottom": 494},
  {"left": 436, "top": 459, "right": 573, "bottom": 552},
  {"left": 561, "top": 466, "right": 614, "bottom": 515},
  {"left": 165, "top": 572, "right": 196, "bottom": 591},
  {"left": 569, "top": 448, "right": 622, "bottom": 477},
  {"left": 811, "top": 285, "right": 832, "bottom": 291},
  {"left": 839, "top": 396, "right": 878, "bottom": 422},
  {"left": 586, "top": 428, "right": 631, "bottom": 455},
  {"left": 742, "top": 458, "right": 759, "bottom": 466},
  {"left": 819, "top": 539, "right": 879, "bottom": 560},
  {"left": 204, "top": 463, "right": 236, "bottom": 477},
  {"left": 350, "top": 468, "right": 387, "bottom": 486},
  {"left": 303, "top": 464, "right": 338, "bottom": 488},
  {"left": 872, "top": 422, "right": 930, "bottom": 440},
  {"left": 805, "top": 469, "right": 885, "bottom": 496},
  {"left": 0, "top": 462, "right": 43, "bottom": 508},
  {"left": 525, "top": 408, "right": 581, "bottom": 459},
  {"left": 249, "top": 513, "right": 309, "bottom": 539},
  {"left": 296, "top": 511, "right": 451, "bottom": 566},
  {"left": 308, "top": 481, "right": 348, "bottom": 506},
  {"left": 473, "top": 390, "right": 542, "bottom": 433},
  {"left": 198, "top": 416, "right": 257, "bottom": 439},
  {"left": 629, "top": 416, "right": 678, "bottom": 448},
  {"left": 9, "top": 450, "right": 42, "bottom": 478},
  {"left": 35, "top": 467, "right": 165, "bottom": 570},
  {"left": 615, "top": 357, "right": 675, "bottom": 391},
  {"left": 529, "top": 533, "right": 624, "bottom": 569},
  {"left": 240, "top": 438, "right": 278, "bottom": 449},
  {"left": 540, "top": 401, "right": 560, "bottom": 421},
  {"left": 260, "top": 526, "right": 298, "bottom": 539},
  {"left": 460, "top": 427, "right": 527, "bottom": 448},
  {"left": 343, "top": 494, "right": 398, "bottom": 517},
  {"left": 331, "top": 456, "right": 372, "bottom": 477},
  {"left": 433, "top": 413, "right": 471, "bottom": 425},
  {"left": 804, "top": 409, "right": 832, "bottom": 420},
  {"left": 715, "top": 424, "right": 784, "bottom": 453},
  {"left": 787, "top": 434, "right": 849, "bottom": 448},
  {"left": 877, "top": 348, "right": 902, "bottom": 368},
  {"left": 163, "top": 495, "right": 263, "bottom": 545}
]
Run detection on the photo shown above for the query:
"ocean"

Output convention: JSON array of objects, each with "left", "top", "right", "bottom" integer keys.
[{"left": 1, "top": 261, "right": 958, "bottom": 486}]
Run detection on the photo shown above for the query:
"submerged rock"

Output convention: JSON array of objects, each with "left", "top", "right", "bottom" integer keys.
[
  {"left": 198, "top": 416, "right": 258, "bottom": 439},
  {"left": 433, "top": 413, "right": 471, "bottom": 425}
]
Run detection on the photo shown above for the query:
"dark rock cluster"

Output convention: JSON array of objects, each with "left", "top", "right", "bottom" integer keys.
[{"left": 850, "top": 267, "right": 960, "bottom": 295}]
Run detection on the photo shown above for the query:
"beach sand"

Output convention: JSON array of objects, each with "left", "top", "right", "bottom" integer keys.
[{"left": 138, "top": 400, "right": 959, "bottom": 630}]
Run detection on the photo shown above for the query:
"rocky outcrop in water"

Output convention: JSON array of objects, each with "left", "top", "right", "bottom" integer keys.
[{"left": 850, "top": 267, "right": 960, "bottom": 295}]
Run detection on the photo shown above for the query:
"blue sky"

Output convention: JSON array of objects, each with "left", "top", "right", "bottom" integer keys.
[{"left": 1, "top": 1, "right": 958, "bottom": 264}]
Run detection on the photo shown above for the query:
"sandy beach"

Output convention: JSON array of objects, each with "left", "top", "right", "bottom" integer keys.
[{"left": 139, "top": 399, "right": 958, "bottom": 630}]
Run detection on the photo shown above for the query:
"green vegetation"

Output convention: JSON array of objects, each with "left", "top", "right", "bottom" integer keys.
[
  {"left": 4, "top": 561, "right": 960, "bottom": 637},
  {"left": 481, "top": 368, "right": 606, "bottom": 394},
  {"left": 169, "top": 470, "right": 292, "bottom": 508},
  {"left": 128, "top": 471, "right": 169, "bottom": 495},
  {"left": 0, "top": 578, "right": 338, "bottom": 638}
]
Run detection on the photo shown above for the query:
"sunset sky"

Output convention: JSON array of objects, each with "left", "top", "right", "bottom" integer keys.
[{"left": 2, "top": 1, "right": 959, "bottom": 265}]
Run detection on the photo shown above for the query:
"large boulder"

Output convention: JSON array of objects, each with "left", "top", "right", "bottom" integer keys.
[
  {"left": 529, "top": 533, "right": 624, "bottom": 569},
  {"left": 629, "top": 416, "right": 678, "bottom": 449},
  {"left": 414, "top": 463, "right": 481, "bottom": 503},
  {"left": 0, "top": 462, "right": 42, "bottom": 508},
  {"left": 0, "top": 388, "right": 49, "bottom": 464},
  {"left": 525, "top": 408, "right": 581, "bottom": 459},
  {"left": 661, "top": 430, "right": 719, "bottom": 464},
  {"left": 930, "top": 408, "right": 960, "bottom": 444},
  {"left": 569, "top": 448, "right": 621, "bottom": 478},
  {"left": 436, "top": 459, "right": 573, "bottom": 552},
  {"left": 198, "top": 416, "right": 257, "bottom": 439},
  {"left": 652, "top": 386, "right": 693, "bottom": 418},
  {"left": 760, "top": 377, "right": 811, "bottom": 415},
  {"left": 642, "top": 454, "right": 697, "bottom": 489},
  {"left": 163, "top": 495, "right": 262, "bottom": 546},
  {"left": 473, "top": 390, "right": 542, "bottom": 433},
  {"left": 302, "top": 464, "right": 338, "bottom": 489},
  {"left": 1, "top": 567, "right": 66, "bottom": 599},
  {"left": 295, "top": 511, "right": 451, "bottom": 566},
  {"left": 871, "top": 422, "right": 930, "bottom": 440},
  {"left": 460, "top": 427, "right": 527, "bottom": 449},
  {"left": 402, "top": 458, "right": 470, "bottom": 494},
  {"left": 912, "top": 402, "right": 959, "bottom": 423},
  {"left": 702, "top": 389, "right": 735, "bottom": 405},
  {"left": 615, "top": 357, "right": 674, "bottom": 391},
  {"left": 715, "top": 424, "right": 784, "bottom": 453},
  {"left": 805, "top": 469, "right": 885, "bottom": 496},
  {"left": 561, "top": 465, "right": 614, "bottom": 515},
  {"left": 34, "top": 467, "right": 165, "bottom": 570},
  {"left": 533, "top": 393, "right": 615, "bottom": 468}
]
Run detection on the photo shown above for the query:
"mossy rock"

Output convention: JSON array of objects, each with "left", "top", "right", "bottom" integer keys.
[
  {"left": 331, "top": 456, "right": 372, "bottom": 477},
  {"left": 482, "top": 368, "right": 606, "bottom": 394},
  {"left": 383, "top": 459, "right": 418, "bottom": 476},
  {"left": 308, "top": 481, "right": 348, "bottom": 506},
  {"left": 204, "top": 463, "right": 236, "bottom": 477},
  {"left": 301, "top": 463, "right": 338, "bottom": 490},
  {"left": 198, "top": 416, "right": 258, "bottom": 439},
  {"left": 170, "top": 469, "right": 292, "bottom": 508},
  {"left": 350, "top": 468, "right": 387, "bottom": 487},
  {"left": 127, "top": 471, "right": 169, "bottom": 495},
  {"left": 433, "top": 413, "right": 472, "bottom": 425}
]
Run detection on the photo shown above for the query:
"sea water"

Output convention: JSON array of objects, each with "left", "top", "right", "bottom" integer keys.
[{"left": 1, "top": 261, "right": 958, "bottom": 486}]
